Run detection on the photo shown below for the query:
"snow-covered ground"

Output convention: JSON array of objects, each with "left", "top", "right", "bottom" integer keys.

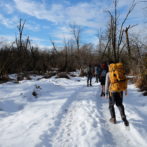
[{"left": 0, "top": 75, "right": 147, "bottom": 147}]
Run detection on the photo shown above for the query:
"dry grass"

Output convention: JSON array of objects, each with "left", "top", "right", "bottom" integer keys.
[
  {"left": 136, "top": 76, "right": 147, "bottom": 95},
  {"left": 56, "top": 72, "right": 70, "bottom": 79}
]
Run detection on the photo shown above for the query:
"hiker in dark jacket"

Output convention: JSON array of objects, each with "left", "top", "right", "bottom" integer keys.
[
  {"left": 95, "top": 64, "right": 101, "bottom": 83},
  {"left": 105, "top": 61, "right": 129, "bottom": 126},
  {"left": 87, "top": 65, "right": 94, "bottom": 86},
  {"left": 100, "top": 63, "right": 108, "bottom": 96}
]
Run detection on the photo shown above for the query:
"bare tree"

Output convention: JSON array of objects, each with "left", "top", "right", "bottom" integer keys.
[
  {"left": 50, "top": 38, "right": 58, "bottom": 54},
  {"left": 62, "top": 38, "right": 68, "bottom": 71},
  {"left": 49, "top": 39, "right": 58, "bottom": 68},
  {"left": 97, "top": 29, "right": 111, "bottom": 61},
  {"left": 124, "top": 25, "right": 137, "bottom": 58},
  {"left": 16, "top": 19, "right": 26, "bottom": 51},
  {"left": 70, "top": 23, "right": 82, "bottom": 68},
  {"left": 70, "top": 24, "right": 81, "bottom": 52},
  {"left": 106, "top": 0, "right": 136, "bottom": 62}
]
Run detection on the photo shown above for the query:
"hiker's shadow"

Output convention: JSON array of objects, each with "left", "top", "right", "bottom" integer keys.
[{"left": 129, "top": 118, "right": 147, "bottom": 128}]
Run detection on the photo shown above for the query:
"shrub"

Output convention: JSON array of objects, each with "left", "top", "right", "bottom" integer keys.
[{"left": 56, "top": 72, "right": 70, "bottom": 79}]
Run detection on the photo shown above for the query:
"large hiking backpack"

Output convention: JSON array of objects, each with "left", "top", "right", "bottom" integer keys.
[{"left": 109, "top": 63, "right": 128, "bottom": 92}]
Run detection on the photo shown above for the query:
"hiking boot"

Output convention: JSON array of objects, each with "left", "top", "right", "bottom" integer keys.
[
  {"left": 100, "top": 92, "right": 105, "bottom": 97},
  {"left": 123, "top": 118, "right": 129, "bottom": 126},
  {"left": 109, "top": 118, "right": 116, "bottom": 124},
  {"left": 100, "top": 92, "right": 103, "bottom": 96}
]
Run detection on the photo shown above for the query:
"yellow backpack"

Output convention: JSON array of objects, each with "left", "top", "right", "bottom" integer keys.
[{"left": 109, "top": 63, "right": 128, "bottom": 92}]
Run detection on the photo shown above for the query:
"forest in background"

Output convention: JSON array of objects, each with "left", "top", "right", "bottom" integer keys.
[{"left": 0, "top": 0, "right": 146, "bottom": 95}]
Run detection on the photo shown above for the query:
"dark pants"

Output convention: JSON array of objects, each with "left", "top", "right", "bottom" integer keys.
[
  {"left": 100, "top": 77, "right": 106, "bottom": 86},
  {"left": 109, "top": 92, "right": 126, "bottom": 120},
  {"left": 87, "top": 75, "right": 92, "bottom": 86}
]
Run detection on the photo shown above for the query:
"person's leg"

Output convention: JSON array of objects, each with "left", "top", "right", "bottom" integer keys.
[
  {"left": 98, "top": 75, "right": 100, "bottom": 83},
  {"left": 100, "top": 85, "right": 104, "bottom": 96},
  {"left": 115, "top": 92, "right": 129, "bottom": 126},
  {"left": 87, "top": 75, "right": 90, "bottom": 86},
  {"left": 100, "top": 77, "right": 105, "bottom": 96},
  {"left": 96, "top": 74, "right": 98, "bottom": 83},
  {"left": 115, "top": 92, "right": 126, "bottom": 119},
  {"left": 102, "top": 85, "right": 105, "bottom": 96},
  {"left": 109, "top": 93, "right": 116, "bottom": 123},
  {"left": 90, "top": 76, "right": 92, "bottom": 86}
]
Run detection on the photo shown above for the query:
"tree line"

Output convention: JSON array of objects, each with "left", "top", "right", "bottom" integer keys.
[{"left": 0, "top": 0, "right": 146, "bottom": 94}]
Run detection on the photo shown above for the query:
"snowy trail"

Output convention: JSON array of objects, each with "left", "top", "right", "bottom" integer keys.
[
  {"left": 50, "top": 84, "right": 147, "bottom": 147},
  {"left": 0, "top": 76, "right": 147, "bottom": 147},
  {"left": 49, "top": 85, "right": 115, "bottom": 147}
]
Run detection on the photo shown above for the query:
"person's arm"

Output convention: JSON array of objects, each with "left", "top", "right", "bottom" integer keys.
[
  {"left": 125, "top": 89, "right": 128, "bottom": 96},
  {"left": 105, "top": 72, "right": 110, "bottom": 98}
]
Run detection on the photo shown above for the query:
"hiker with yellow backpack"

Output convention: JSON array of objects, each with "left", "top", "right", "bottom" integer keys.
[{"left": 105, "top": 61, "right": 129, "bottom": 126}]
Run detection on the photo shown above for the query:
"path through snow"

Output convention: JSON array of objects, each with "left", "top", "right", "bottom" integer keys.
[{"left": 0, "top": 76, "right": 147, "bottom": 147}]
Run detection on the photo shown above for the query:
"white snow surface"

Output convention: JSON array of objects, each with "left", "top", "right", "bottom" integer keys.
[{"left": 0, "top": 75, "right": 147, "bottom": 147}]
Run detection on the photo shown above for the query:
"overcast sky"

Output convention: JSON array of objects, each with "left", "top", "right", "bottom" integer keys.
[{"left": 0, "top": 0, "right": 146, "bottom": 49}]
